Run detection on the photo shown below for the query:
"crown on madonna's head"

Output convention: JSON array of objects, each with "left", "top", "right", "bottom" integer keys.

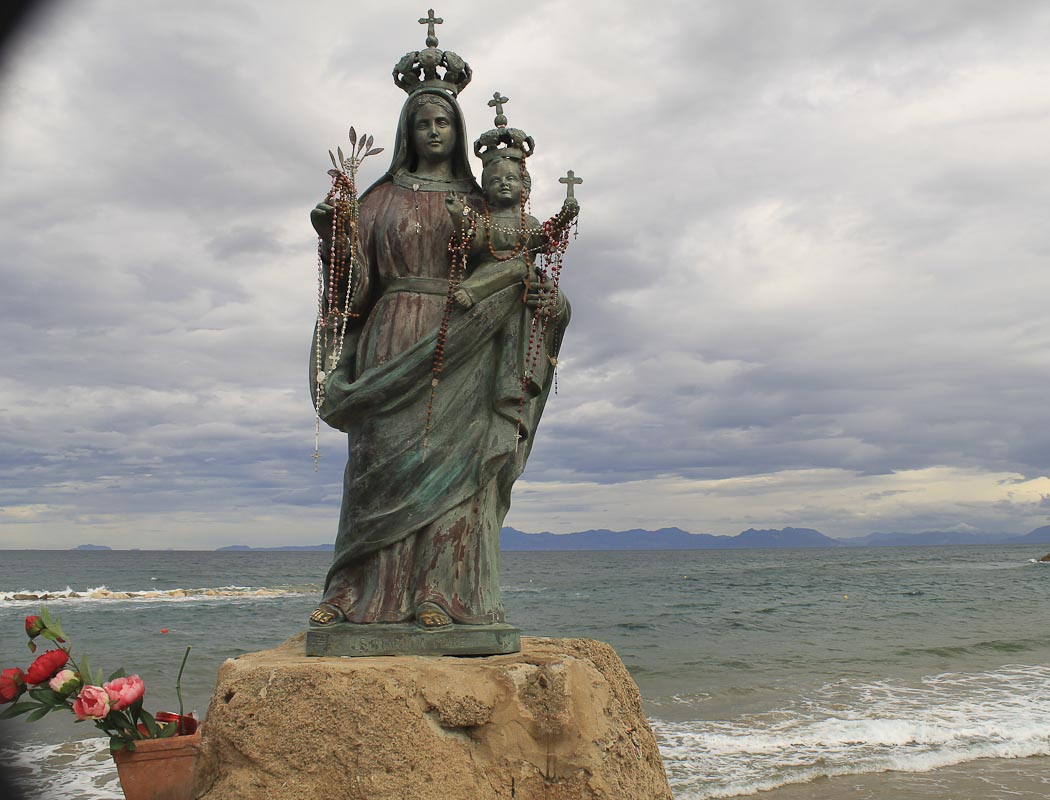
[
  {"left": 392, "top": 10, "right": 472, "bottom": 97},
  {"left": 474, "top": 92, "right": 535, "bottom": 166}
]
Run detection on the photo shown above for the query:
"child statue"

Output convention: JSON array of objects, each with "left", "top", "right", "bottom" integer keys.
[{"left": 443, "top": 93, "right": 579, "bottom": 312}]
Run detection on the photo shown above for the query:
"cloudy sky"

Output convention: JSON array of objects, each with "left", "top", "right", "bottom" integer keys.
[{"left": 2, "top": 0, "right": 1049, "bottom": 549}]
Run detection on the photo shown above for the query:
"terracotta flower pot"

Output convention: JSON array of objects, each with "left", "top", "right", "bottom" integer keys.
[{"left": 111, "top": 729, "right": 202, "bottom": 800}]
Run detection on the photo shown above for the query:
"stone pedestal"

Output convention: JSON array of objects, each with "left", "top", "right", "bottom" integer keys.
[
  {"left": 305, "top": 621, "right": 520, "bottom": 657},
  {"left": 193, "top": 634, "right": 672, "bottom": 800}
]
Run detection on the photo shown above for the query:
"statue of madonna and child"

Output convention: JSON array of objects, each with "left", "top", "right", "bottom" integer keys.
[{"left": 304, "top": 12, "right": 581, "bottom": 657}]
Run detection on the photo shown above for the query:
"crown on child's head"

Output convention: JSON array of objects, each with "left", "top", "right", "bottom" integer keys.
[
  {"left": 474, "top": 92, "right": 535, "bottom": 166},
  {"left": 392, "top": 10, "right": 472, "bottom": 97}
]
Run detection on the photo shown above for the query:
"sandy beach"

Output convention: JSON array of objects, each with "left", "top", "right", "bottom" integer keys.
[{"left": 752, "top": 755, "right": 1050, "bottom": 800}]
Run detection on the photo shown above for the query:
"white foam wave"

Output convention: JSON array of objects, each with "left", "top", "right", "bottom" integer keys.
[
  {"left": 0, "top": 738, "right": 122, "bottom": 800},
  {"left": 652, "top": 664, "right": 1050, "bottom": 799},
  {"left": 0, "top": 585, "right": 312, "bottom": 603}
]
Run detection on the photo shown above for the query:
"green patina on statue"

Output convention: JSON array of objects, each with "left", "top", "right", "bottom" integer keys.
[{"left": 305, "top": 11, "right": 579, "bottom": 657}]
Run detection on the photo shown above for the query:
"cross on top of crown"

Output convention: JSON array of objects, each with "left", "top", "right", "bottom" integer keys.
[
  {"left": 488, "top": 92, "right": 509, "bottom": 127},
  {"left": 393, "top": 10, "right": 471, "bottom": 96},
  {"left": 559, "top": 170, "right": 583, "bottom": 199},
  {"left": 419, "top": 9, "right": 443, "bottom": 47}
]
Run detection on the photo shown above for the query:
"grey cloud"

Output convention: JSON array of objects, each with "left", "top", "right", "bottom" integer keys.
[{"left": 2, "top": 0, "right": 1049, "bottom": 545}]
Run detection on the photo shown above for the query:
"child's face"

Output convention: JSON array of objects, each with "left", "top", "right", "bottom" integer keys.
[{"left": 483, "top": 160, "right": 523, "bottom": 209}]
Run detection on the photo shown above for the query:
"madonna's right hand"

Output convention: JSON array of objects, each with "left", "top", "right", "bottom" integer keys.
[{"left": 311, "top": 202, "right": 336, "bottom": 240}]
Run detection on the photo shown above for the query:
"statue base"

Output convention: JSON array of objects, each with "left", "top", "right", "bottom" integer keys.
[
  {"left": 305, "top": 621, "right": 521, "bottom": 657},
  {"left": 194, "top": 633, "right": 672, "bottom": 800}
]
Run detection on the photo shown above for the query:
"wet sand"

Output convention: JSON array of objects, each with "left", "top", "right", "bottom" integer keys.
[{"left": 750, "top": 755, "right": 1050, "bottom": 800}]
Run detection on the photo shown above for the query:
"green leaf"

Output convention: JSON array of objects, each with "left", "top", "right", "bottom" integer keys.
[
  {"left": 138, "top": 710, "right": 161, "bottom": 738},
  {"left": 108, "top": 713, "right": 136, "bottom": 735},
  {"left": 29, "top": 688, "right": 64, "bottom": 707},
  {"left": 26, "top": 640, "right": 36, "bottom": 653},
  {"left": 39, "top": 606, "right": 66, "bottom": 640},
  {"left": 107, "top": 667, "right": 126, "bottom": 681},
  {"left": 109, "top": 736, "right": 127, "bottom": 752},
  {"left": 78, "top": 654, "right": 93, "bottom": 686},
  {"left": 25, "top": 706, "right": 51, "bottom": 723},
  {"left": 76, "top": 651, "right": 103, "bottom": 688},
  {"left": 158, "top": 720, "right": 180, "bottom": 738},
  {"left": 128, "top": 697, "right": 143, "bottom": 717},
  {"left": 0, "top": 701, "right": 40, "bottom": 720}
]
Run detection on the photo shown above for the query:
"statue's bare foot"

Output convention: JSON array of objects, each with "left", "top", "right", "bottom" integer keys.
[
  {"left": 416, "top": 602, "right": 453, "bottom": 629},
  {"left": 309, "top": 602, "right": 346, "bottom": 627}
]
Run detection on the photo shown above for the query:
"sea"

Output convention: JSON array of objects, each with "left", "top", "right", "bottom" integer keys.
[{"left": 2, "top": 545, "right": 1050, "bottom": 799}]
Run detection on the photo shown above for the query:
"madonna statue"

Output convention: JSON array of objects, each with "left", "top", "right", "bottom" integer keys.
[{"left": 306, "top": 17, "right": 574, "bottom": 655}]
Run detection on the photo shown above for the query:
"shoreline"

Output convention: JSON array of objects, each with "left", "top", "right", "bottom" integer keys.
[{"left": 728, "top": 754, "right": 1050, "bottom": 800}]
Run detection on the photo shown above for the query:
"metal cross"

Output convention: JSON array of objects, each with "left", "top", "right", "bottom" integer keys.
[
  {"left": 419, "top": 9, "right": 443, "bottom": 45},
  {"left": 488, "top": 92, "right": 509, "bottom": 117},
  {"left": 559, "top": 170, "right": 583, "bottom": 199}
]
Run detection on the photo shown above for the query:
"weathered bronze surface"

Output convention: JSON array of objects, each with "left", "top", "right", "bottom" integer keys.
[{"left": 305, "top": 15, "right": 577, "bottom": 657}]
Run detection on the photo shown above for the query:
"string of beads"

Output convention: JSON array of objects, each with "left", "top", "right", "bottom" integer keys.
[
  {"left": 313, "top": 173, "right": 361, "bottom": 469},
  {"left": 422, "top": 211, "right": 474, "bottom": 460}
]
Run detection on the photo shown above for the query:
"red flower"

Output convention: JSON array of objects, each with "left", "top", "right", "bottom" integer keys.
[
  {"left": 24, "top": 616, "right": 45, "bottom": 638},
  {"left": 25, "top": 649, "right": 69, "bottom": 685},
  {"left": 0, "top": 668, "right": 25, "bottom": 704}
]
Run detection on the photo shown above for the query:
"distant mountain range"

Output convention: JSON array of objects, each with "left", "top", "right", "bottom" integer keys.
[
  {"left": 196, "top": 524, "right": 1050, "bottom": 552},
  {"left": 215, "top": 544, "right": 335, "bottom": 552},
  {"left": 498, "top": 525, "right": 1050, "bottom": 550},
  {"left": 500, "top": 525, "right": 1050, "bottom": 550}
]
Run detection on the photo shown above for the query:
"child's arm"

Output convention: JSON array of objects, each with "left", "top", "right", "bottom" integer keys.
[
  {"left": 543, "top": 197, "right": 580, "bottom": 244},
  {"left": 444, "top": 191, "right": 475, "bottom": 242},
  {"left": 454, "top": 259, "right": 530, "bottom": 309}
]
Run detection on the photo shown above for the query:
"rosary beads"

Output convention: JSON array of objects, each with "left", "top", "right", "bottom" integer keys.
[{"left": 313, "top": 129, "right": 383, "bottom": 469}]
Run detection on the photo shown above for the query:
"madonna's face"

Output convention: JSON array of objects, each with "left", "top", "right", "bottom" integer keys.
[{"left": 411, "top": 103, "right": 456, "bottom": 165}]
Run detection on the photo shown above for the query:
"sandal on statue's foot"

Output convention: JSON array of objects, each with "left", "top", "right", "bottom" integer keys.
[
  {"left": 309, "top": 602, "right": 346, "bottom": 627},
  {"left": 415, "top": 602, "right": 453, "bottom": 629}
]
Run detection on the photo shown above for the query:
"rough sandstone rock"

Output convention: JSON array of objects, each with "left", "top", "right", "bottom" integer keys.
[{"left": 194, "top": 634, "right": 672, "bottom": 800}]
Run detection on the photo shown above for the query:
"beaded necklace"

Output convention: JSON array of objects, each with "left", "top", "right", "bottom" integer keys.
[
  {"left": 313, "top": 128, "right": 383, "bottom": 469},
  {"left": 513, "top": 175, "right": 581, "bottom": 447},
  {"left": 481, "top": 171, "right": 530, "bottom": 262},
  {"left": 422, "top": 210, "right": 474, "bottom": 460}
]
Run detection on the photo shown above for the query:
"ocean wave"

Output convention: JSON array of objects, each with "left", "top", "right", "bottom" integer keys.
[
  {"left": 895, "top": 636, "right": 1049, "bottom": 658},
  {"left": 0, "top": 585, "right": 313, "bottom": 603},
  {"left": 0, "top": 738, "right": 122, "bottom": 800},
  {"left": 652, "top": 663, "right": 1050, "bottom": 799}
]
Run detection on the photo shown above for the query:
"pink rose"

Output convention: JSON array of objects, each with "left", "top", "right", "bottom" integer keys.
[
  {"left": 72, "top": 685, "right": 111, "bottom": 720},
  {"left": 49, "top": 669, "right": 82, "bottom": 697},
  {"left": 103, "top": 675, "right": 145, "bottom": 710}
]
